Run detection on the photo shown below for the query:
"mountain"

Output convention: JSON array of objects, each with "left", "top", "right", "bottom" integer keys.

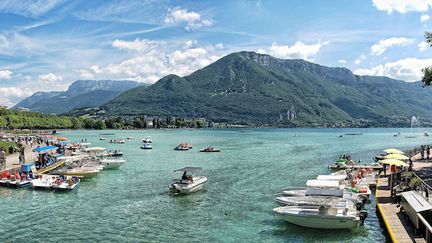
[
  {"left": 14, "top": 80, "right": 142, "bottom": 114},
  {"left": 99, "top": 51, "right": 432, "bottom": 126}
]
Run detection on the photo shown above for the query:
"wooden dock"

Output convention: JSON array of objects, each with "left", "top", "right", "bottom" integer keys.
[{"left": 376, "top": 173, "right": 426, "bottom": 243}]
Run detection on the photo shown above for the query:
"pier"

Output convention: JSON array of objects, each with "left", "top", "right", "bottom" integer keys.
[
  {"left": 376, "top": 172, "right": 425, "bottom": 242},
  {"left": 375, "top": 150, "right": 432, "bottom": 243}
]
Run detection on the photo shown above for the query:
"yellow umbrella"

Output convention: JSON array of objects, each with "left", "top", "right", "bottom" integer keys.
[
  {"left": 380, "top": 159, "right": 407, "bottom": 167},
  {"left": 383, "top": 148, "right": 404, "bottom": 154},
  {"left": 384, "top": 154, "right": 409, "bottom": 160}
]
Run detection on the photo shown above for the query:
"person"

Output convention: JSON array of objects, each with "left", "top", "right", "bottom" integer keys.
[
  {"left": 0, "top": 148, "right": 5, "bottom": 170},
  {"left": 421, "top": 145, "right": 425, "bottom": 160},
  {"left": 409, "top": 158, "right": 413, "bottom": 171},
  {"left": 181, "top": 171, "right": 187, "bottom": 180},
  {"left": 427, "top": 145, "right": 430, "bottom": 160},
  {"left": 19, "top": 146, "right": 25, "bottom": 164}
]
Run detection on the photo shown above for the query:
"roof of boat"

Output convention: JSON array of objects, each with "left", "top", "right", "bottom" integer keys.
[
  {"left": 306, "top": 180, "right": 339, "bottom": 188},
  {"left": 174, "top": 167, "right": 203, "bottom": 172},
  {"left": 306, "top": 188, "right": 343, "bottom": 197}
]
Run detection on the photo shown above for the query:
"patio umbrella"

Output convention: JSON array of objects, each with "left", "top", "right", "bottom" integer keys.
[
  {"left": 383, "top": 154, "right": 409, "bottom": 160},
  {"left": 380, "top": 159, "right": 407, "bottom": 167},
  {"left": 383, "top": 148, "right": 404, "bottom": 154}
]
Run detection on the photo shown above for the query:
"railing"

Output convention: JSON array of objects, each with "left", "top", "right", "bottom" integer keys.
[{"left": 412, "top": 172, "right": 432, "bottom": 242}]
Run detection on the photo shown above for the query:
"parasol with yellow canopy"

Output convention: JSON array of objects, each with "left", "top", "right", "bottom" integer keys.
[
  {"left": 383, "top": 148, "right": 405, "bottom": 155},
  {"left": 380, "top": 159, "right": 407, "bottom": 167},
  {"left": 383, "top": 154, "right": 409, "bottom": 160}
]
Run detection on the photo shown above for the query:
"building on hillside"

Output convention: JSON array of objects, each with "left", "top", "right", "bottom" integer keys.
[{"left": 17, "top": 107, "right": 30, "bottom": 112}]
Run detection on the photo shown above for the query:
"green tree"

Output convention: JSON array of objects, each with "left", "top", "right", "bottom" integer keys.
[{"left": 422, "top": 32, "right": 432, "bottom": 86}]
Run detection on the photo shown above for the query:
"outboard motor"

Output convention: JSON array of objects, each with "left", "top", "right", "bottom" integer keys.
[
  {"left": 355, "top": 201, "right": 363, "bottom": 211},
  {"left": 359, "top": 210, "right": 368, "bottom": 226}
]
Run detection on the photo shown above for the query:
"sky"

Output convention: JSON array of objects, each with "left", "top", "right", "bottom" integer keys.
[{"left": 1, "top": 0, "right": 432, "bottom": 106}]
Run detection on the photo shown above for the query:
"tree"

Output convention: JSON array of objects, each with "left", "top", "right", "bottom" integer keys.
[{"left": 422, "top": 32, "right": 432, "bottom": 86}]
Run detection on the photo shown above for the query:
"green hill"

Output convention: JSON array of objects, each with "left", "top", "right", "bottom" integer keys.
[{"left": 101, "top": 51, "right": 432, "bottom": 127}]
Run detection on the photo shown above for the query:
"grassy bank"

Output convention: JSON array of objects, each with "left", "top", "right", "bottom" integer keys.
[{"left": 0, "top": 141, "right": 17, "bottom": 155}]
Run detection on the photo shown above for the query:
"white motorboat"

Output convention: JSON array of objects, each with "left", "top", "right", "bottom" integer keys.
[
  {"left": 273, "top": 204, "right": 367, "bottom": 229},
  {"left": 316, "top": 174, "right": 347, "bottom": 181},
  {"left": 273, "top": 195, "right": 363, "bottom": 210},
  {"left": 169, "top": 167, "right": 207, "bottom": 195},
  {"left": 142, "top": 137, "right": 152, "bottom": 143},
  {"left": 31, "top": 175, "right": 80, "bottom": 191},
  {"left": 281, "top": 188, "right": 367, "bottom": 205},
  {"left": 306, "top": 179, "right": 343, "bottom": 189},
  {"left": 141, "top": 143, "right": 153, "bottom": 149},
  {"left": 99, "top": 158, "right": 126, "bottom": 169}
]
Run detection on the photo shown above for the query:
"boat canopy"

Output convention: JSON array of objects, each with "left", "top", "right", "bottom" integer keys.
[
  {"left": 306, "top": 180, "right": 339, "bottom": 188},
  {"left": 174, "top": 167, "right": 202, "bottom": 172},
  {"left": 317, "top": 174, "right": 347, "bottom": 181},
  {"left": 305, "top": 188, "right": 343, "bottom": 197},
  {"left": 59, "top": 141, "right": 69, "bottom": 145},
  {"left": 32, "top": 145, "right": 58, "bottom": 152},
  {"left": 84, "top": 147, "right": 106, "bottom": 152}
]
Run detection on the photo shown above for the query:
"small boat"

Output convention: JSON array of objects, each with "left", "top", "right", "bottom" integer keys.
[
  {"left": 425, "top": 132, "right": 430, "bottom": 137},
  {"left": 273, "top": 195, "right": 363, "bottom": 210},
  {"left": 273, "top": 204, "right": 367, "bottom": 229},
  {"left": 100, "top": 133, "right": 115, "bottom": 136},
  {"left": 102, "top": 150, "right": 123, "bottom": 157},
  {"left": 174, "top": 143, "right": 192, "bottom": 151},
  {"left": 141, "top": 143, "right": 153, "bottom": 149},
  {"left": 142, "top": 137, "right": 152, "bottom": 143},
  {"left": 127, "top": 137, "right": 133, "bottom": 140},
  {"left": 31, "top": 175, "right": 80, "bottom": 191},
  {"left": 99, "top": 158, "right": 126, "bottom": 169},
  {"left": 0, "top": 171, "right": 31, "bottom": 188},
  {"left": 200, "top": 146, "right": 220, "bottom": 152},
  {"left": 169, "top": 167, "right": 207, "bottom": 195},
  {"left": 99, "top": 138, "right": 106, "bottom": 141},
  {"left": 56, "top": 167, "right": 100, "bottom": 179}
]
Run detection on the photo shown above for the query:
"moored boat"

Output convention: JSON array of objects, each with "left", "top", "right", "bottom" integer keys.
[
  {"left": 99, "top": 158, "right": 126, "bottom": 169},
  {"left": 31, "top": 174, "right": 80, "bottom": 191},
  {"left": 273, "top": 204, "right": 367, "bottom": 229}
]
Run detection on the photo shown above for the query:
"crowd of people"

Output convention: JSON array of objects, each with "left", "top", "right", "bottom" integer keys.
[{"left": 419, "top": 145, "right": 431, "bottom": 160}]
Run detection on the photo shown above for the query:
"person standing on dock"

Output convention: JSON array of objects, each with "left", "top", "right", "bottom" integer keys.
[
  {"left": 19, "top": 146, "right": 25, "bottom": 164},
  {"left": 427, "top": 145, "right": 431, "bottom": 160},
  {"left": 421, "top": 145, "right": 425, "bottom": 160},
  {"left": 0, "top": 148, "right": 5, "bottom": 170}
]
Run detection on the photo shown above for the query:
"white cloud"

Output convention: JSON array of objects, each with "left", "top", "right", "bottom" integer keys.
[
  {"left": 355, "top": 54, "right": 366, "bottom": 65},
  {"left": 0, "top": 87, "right": 33, "bottom": 106},
  {"left": 264, "top": 41, "right": 326, "bottom": 61},
  {"left": 37, "top": 73, "right": 63, "bottom": 83},
  {"left": 112, "top": 38, "right": 162, "bottom": 52},
  {"left": 421, "top": 14, "right": 430, "bottom": 22},
  {"left": 215, "top": 43, "right": 224, "bottom": 49},
  {"left": 0, "top": 70, "right": 12, "bottom": 80},
  {"left": 354, "top": 57, "right": 432, "bottom": 81},
  {"left": 419, "top": 41, "right": 429, "bottom": 51},
  {"left": 372, "top": 0, "right": 432, "bottom": 13},
  {"left": 338, "top": 59, "right": 347, "bottom": 64},
  {"left": 0, "top": 35, "right": 9, "bottom": 48},
  {"left": 164, "top": 7, "right": 213, "bottom": 30},
  {"left": 80, "top": 38, "right": 221, "bottom": 84},
  {"left": 0, "top": 0, "right": 63, "bottom": 18},
  {"left": 370, "top": 37, "right": 414, "bottom": 56}
]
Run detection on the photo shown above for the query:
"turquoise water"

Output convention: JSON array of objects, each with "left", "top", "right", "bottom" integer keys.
[{"left": 1, "top": 128, "right": 431, "bottom": 242}]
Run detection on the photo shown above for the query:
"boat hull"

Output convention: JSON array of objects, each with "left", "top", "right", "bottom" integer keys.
[{"left": 274, "top": 209, "right": 359, "bottom": 229}]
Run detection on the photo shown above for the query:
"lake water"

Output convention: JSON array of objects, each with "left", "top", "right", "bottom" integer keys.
[{"left": 1, "top": 128, "right": 431, "bottom": 242}]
